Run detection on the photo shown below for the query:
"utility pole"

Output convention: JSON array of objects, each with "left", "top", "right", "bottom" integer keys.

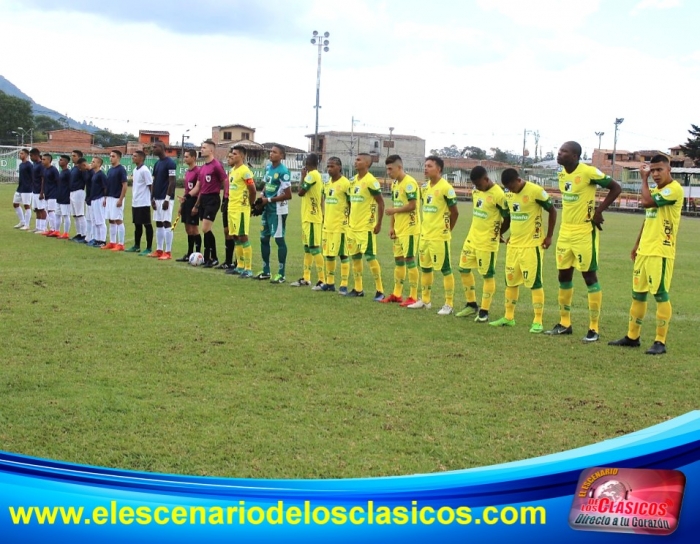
[
  {"left": 611, "top": 118, "right": 624, "bottom": 181},
  {"left": 522, "top": 128, "right": 532, "bottom": 168},
  {"left": 181, "top": 129, "right": 190, "bottom": 167},
  {"left": 310, "top": 31, "right": 330, "bottom": 159},
  {"left": 350, "top": 116, "right": 360, "bottom": 177},
  {"left": 533, "top": 130, "right": 540, "bottom": 162},
  {"left": 595, "top": 131, "right": 605, "bottom": 150}
]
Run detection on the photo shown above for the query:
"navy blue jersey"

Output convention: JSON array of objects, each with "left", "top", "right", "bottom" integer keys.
[
  {"left": 43, "top": 165, "right": 59, "bottom": 199},
  {"left": 106, "top": 164, "right": 127, "bottom": 198},
  {"left": 70, "top": 165, "right": 86, "bottom": 192},
  {"left": 57, "top": 168, "right": 71, "bottom": 204},
  {"left": 90, "top": 170, "right": 107, "bottom": 200},
  {"left": 18, "top": 161, "right": 33, "bottom": 193},
  {"left": 152, "top": 157, "right": 177, "bottom": 200},
  {"left": 83, "top": 169, "right": 92, "bottom": 200},
  {"left": 31, "top": 160, "right": 43, "bottom": 193}
]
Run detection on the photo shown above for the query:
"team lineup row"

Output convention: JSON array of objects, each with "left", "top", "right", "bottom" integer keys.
[{"left": 11, "top": 140, "right": 683, "bottom": 354}]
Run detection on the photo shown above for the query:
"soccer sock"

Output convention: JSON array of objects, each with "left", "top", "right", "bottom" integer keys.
[
  {"left": 235, "top": 244, "right": 244, "bottom": 269},
  {"left": 15, "top": 207, "right": 24, "bottom": 223},
  {"left": 64, "top": 216, "right": 71, "bottom": 234},
  {"left": 325, "top": 257, "right": 337, "bottom": 286},
  {"left": 209, "top": 231, "right": 218, "bottom": 261},
  {"left": 38, "top": 218, "right": 45, "bottom": 231},
  {"left": 340, "top": 258, "right": 350, "bottom": 288},
  {"left": 369, "top": 258, "right": 383, "bottom": 293},
  {"left": 531, "top": 288, "right": 545, "bottom": 326},
  {"left": 353, "top": 256, "right": 364, "bottom": 292},
  {"left": 505, "top": 286, "right": 519, "bottom": 320},
  {"left": 303, "top": 248, "right": 313, "bottom": 282},
  {"left": 421, "top": 269, "right": 433, "bottom": 305},
  {"left": 261, "top": 237, "right": 271, "bottom": 274},
  {"left": 276, "top": 237, "right": 287, "bottom": 275},
  {"left": 627, "top": 299, "right": 647, "bottom": 340},
  {"left": 186, "top": 234, "right": 194, "bottom": 256},
  {"left": 87, "top": 218, "right": 93, "bottom": 240},
  {"left": 242, "top": 241, "right": 252, "bottom": 272},
  {"left": 393, "top": 260, "right": 406, "bottom": 298},
  {"left": 48, "top": 211, "right": 57, "bottom": 231},
  {"left": 407, "top": 261, "right": 418, "bottom": 300},
  {"left": 99, "top": 223, "right": 107, "bottom": 242},
  {"left": 312, "top": 249, "right": 325, "bottom": 283},
  {"left": 118, "top": 224, "right": 125, "bottom": 244},
  {"left": 558, "top": 282, "right": 574, "bottom": 327},
  {"left": 482, "top": 277, "right": 496, "bottom": 311},
  {"left": 156, "top": 227, "right": 165, "bottom": 251},
  {"left": 204, "top": 231, "right": 215, "bottom": 261},
  {"left": 24, "top": 208, "right": 31, "bottom": 226},
  {"left": 460, "top": 271, "right": 477, "bottom": 304},
  {"left": 135, "top": 224, "right": 143, "bottom": 248},
  {"left": 109, "top": 223, "right": 116, "bottom": 244},
  {"left": 225, "top": 238, "right": 235, "bottom": 266},
  {"left": 587, "top": 283, "right": 602, "bottom": 333},
  {"left": 194, "top": 233, "right": 201, "bottom": 253},
  {"left": 655, "top": 300, "right": 672, "bottom": 344},
  {"left": 443, "top": 272, "right": 455, "bottom": 308},
  {"left": 145, "top": 224, "right": 154, "bottom": 250},
  {"left": 164, "top": 229, "right": 173, "bottom": 252}
]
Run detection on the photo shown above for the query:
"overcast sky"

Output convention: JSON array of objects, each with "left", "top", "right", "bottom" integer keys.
[{"left": 1, "top": 0, "right": 696, "bottom": 157}]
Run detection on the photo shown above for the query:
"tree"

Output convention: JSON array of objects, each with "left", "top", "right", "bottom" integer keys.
[
  {"left": 92, "top": 129, "right": 136, "bottom": 148},
  {"left": 0, "top": 90, "right": 33, "bottom": 145},
  {"left": 681, "top": 124, "right": 700, "bottom": 166},
  {"left": 544, "top": 151, "right": 555, "bottom": 161},
  {"left": 429, "top": 144, "right": 463, "bottom": 158},
  {"left": 32, "top": 114, "right": 65, "bottom": 142},
  {"left": 490, "top": 147, "right": 510, "bottom": 163},
  {"left": 462, "top": 146, "right": 487, "bottom": 160}
]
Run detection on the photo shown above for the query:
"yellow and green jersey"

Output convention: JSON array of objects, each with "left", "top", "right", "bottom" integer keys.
[
  {"left": 420, "top": 178, "right": 457, "bottom": 241},
  {"left": 323, "top": 176, "right": 351, "bottom": 232},
  {"left": 637, "top": 180, "right": 684, "bottom": 259},
  {"left": 392, "top": 174, "right": 420, "bottom": 237},
  {"left": 349, "top": 172, "right": 382, "bottom": 231},
  {"left": 558, "top": 163, "right": 613, "bottom": 233},
  {"left": 506, "top": 182, "right": 553, "bottom": 248},
  {"left": 228, "top": 164, "right": 254, "bottom": 211},
  {"left": 300, "top": 169, "right": 323, "bottom": 223},
  {"left": 466, "top": 183, "right": 509, "bottom": 251}
]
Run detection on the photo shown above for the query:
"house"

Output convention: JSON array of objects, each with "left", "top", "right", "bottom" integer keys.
[
  {"left": 33, "top": 128, "right": 108, "bottom": 154},
  {"left": 212, "top": 124, "right": 256, "bottom": 146},
  {"left": 138, "top": 130, "right": 170, "bottom": 146},
  {"left": 669, "top": 145, "right": 696, "bottom": 168},
  {"left": 591, "top": 148, "right": 666, "bottom": 180}
]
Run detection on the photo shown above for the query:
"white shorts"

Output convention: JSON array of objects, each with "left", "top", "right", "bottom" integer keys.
[
  {"left": 32, "top": 194, "right": 46, "bottom": 210},
  {"left": 154, "top": 199, "right": 174, "bottom": 223},
  {"left": 59, "top": 203, "right": 71, "bottom": 216},
  {"left": 91, "top": 199, "right": 106, "bottom": 225},
  {"left": 14, "top": 192, "right": 32, "bottom": 206},
  {"left": 47, "top": 199, "right": 57, "bottom": 212},
  {"left": 105, "top": 196, "right": 124, "bottom": 221},
  {"left": 70, "top": 190, "right": 85, "bottom": 216}
]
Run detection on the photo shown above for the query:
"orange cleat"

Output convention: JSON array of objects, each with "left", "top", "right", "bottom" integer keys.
[
  {"left": 47, "top": 231, "right": 60, "bottom": 238},
  {"left": 380, "top": 294, "right": 403, "bottom": 304},
  {"left": 158, "top": 251, "right": 172, "bottom": 260},
  {"left": 148, "top": 249, "right": 164, "bottom": 258},
  {"left": 101, "top": 242, "right": 116, "bottom": 250},
  {"left": 59, "top": 233, "right": 70, "bottom": 239},
  {"left": 399, "top": 297, "right": 418, "bottom": 308},
  {"left": 110, "top": 244, "right": 125, "bottom": 252}
]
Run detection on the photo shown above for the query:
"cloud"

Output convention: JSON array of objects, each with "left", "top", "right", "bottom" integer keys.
[
  {"left": 475, "top": 0, "right": 601, "bottom": 29},
  {"left": 632, "top": 0, "right": 682, "bottom": 15}
]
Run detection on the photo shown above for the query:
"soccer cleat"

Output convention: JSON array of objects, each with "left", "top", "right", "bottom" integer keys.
[
  {"left": 20, "top": 225, "right": 31, "bottom": 231},
  {"left": 545, "top": 323, "right": 573, "bottom": 335},
  {"left": 455, "top": 302, "right": 479, "bottom": 317},
  {"left": 338, "top": 286, "right": 348, "bottom": 295},
  {"left": 312, "top": 281, "right": 325, "bottom": 291},
  {"left": 203, "top": 259, "right": 219, "bottom": 268},
  {"left": 645, "top": 341, "right": 667, "bottom": 355},
  {"left": 46, "top": 231, "right": 59, "bottom": 237},
  {"left": 59, "top": 233, "right": 70, "bottom": 239},
  {"left": 380, "top": 294, "right": 403, "bottom": 304},
  {"left": 86, "top": 240, "right": 97, "bottom": 247},
  {"left": 437, "top": 304, "right": 453, "bottom": 316},
  {"left": 158, "top": 251, "right": 172, "bottom": 260},
  {"left": 125, "top": 246, "right": 141, "bottom": 253},
  {"left": 148, "top": 249, "right": 163, "bottom": 258},
  {"left": 40, "top": 230, "right": 51, "bottom": 236},
  {"left": 474, "top": 310, "right": 489, "bottom": 323},
  {"left": 254, "top": 272, "right": 271, "bottom": 280},
  {"left": 373, "top": 291, "right": 385, "bottom": 302},
  {"left": 239, "top": 270, "right": 253, "bottom": 279},
  {"left": 95, "top": 241, "right": 106, "bottom": 248},
  {"left": 489, "top": 317, "right": 516, "bottom": 327},
  {"left": 70, "top": 234, "right": 82, "bottom": 241},
  {"left": 270, "top": 274, "right": 286, "bottom": 284},
  {"left": 225, "top": 267, "right": 243, "bottom": 275},
  {"left": 111, "top": 244, "right": 125, "bottom": 252},
  {"left": 321, "top": 283, "right": 336, "bottom": 292},
  {"left": 290, "top": 279, "right": 311, "bottom": 287},
  {"left": 175, "top": 254, "right": 189, "bottom": 262},
  {"left": 346, "top": 289, "right": 364, "bottom": 297},
  {"left": 529, "top": 323, "right": 544, "bottom": 334},
  {"left": 608, "top": 336, "right": 641, "bottom": 348},
  {"left": 13, "top": 222, "right": 23, "bottom": 229},
  {"left": 399, "top": 297, "right": 418, "bottom": 308},
  {"left": 407, "top": 299, "right": 430, "bottom": 309},
  {"left": 583, "top": 329, "right": 600, "bottom": 343},
  {"left": 138, "top": 248, "right": 152, "bottom": 256},
  {"left": 218, "top": 263, "right": 232, "bottom": 270}
]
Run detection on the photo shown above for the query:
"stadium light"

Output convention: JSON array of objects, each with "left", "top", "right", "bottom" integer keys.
[
  {"left": 611, "top": 118, "right": 624, "bottom": 181},
  {"left": 595, "top": 131, "right": 605, "bottom": 150},
  {"left": 310, "top": 30, "right": 330, "bottom": 158}
]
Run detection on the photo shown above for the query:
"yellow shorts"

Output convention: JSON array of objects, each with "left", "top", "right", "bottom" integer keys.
[
  {"left": 302, "top": 221, "right": 322, "bottom": 247},
  {"left": 322, "top": 231, "right": 347, "bottom": 257},
  {"left": 346, "top": 230, "right": 377, "bottom": 257},
  {"left": 459, "top": 242, "right": 497, "bottom": 278},
  {"left": 393, "top": 234, "right": 419, "bottom": 259},
  {"left": 505, "top": 246, "right": 543, "bottom": 289},
  {"left": 556, "top": 227, "right": 599, "bottom": 272},
  {"left": 228, "top": 208, "right": 250, "bottom": 237},
  {"left": 633, "top": 255, "right": 674, "bottom": 299},
  {"left": 419, "top": 239, "right": 452, "bottom": 273}
]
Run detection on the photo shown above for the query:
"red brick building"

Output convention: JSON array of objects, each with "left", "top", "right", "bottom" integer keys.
[{"left": 138, "top": 130, "right": 170, "bottom": 146}]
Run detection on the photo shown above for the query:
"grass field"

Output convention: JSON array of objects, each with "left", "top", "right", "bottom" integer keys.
[{"left": 1, "top": 184, "right": 698, "bottom": 479}]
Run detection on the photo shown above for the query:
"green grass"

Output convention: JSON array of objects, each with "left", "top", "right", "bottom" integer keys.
[{"left": 1, "top": 184, "right": 698, "bottom": 479}]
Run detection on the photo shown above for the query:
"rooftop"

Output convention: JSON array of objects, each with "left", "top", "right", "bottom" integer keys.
[
  {"left": 215, "top": 124, "right": 255, "bottom": 131},
  {"left": 306, "top": 131, "right": 424, "bottom": 142},
  {"left": 139, "top": 130, "right": 170, "bottom": 136}
]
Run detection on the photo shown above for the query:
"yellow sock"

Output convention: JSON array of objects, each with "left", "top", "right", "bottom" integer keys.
[
  {"left": 242, "top": 243, "right": 253, "bottom": 272},
  {"left": 505, "top": 286, "right": 519, "bottom": 320},
  {"left": 460, "top": 271, "right": 477, "bottom": 303},
  {"left": 421, "top": 270, "right": 433, "bottom": 304},
  {"left": 235, "top": 245, "right": 244, "bottom": 269},
  {"left": 482, "top": 277, "right": 495, "bottom": 311},
  {"left": 531, "top": 288, "right": 545, "bottom": 326},
  {"left": 303, "top": 251, "right": 312, "bottom": 282},
  {"left": 313, "top": 252, "right": 325, "bottom": 283},
  {"left": 352, "top": 258, "right": 363, "bottom": 292},
  {"left": 340, "top": 259, "right": 350, "bottom": 288},
  {"left": 587, "top": 283, "right": 602, "bottom": 332},
  {"left": 655, "top": 300, "right": 672, "bottom": 344},
  {"left": 325, "top": 257, "right": 336, "bottom": 286},
  {"left": 407, "top": 263, "right": 419, "bottom": 300},
  {"left": 443, "top": 272, "right": 455, "bottom": 307},
  {"left": 627, "top": 299, "right": 647, "bottom": 340},
  {"left": 393, "top": 263, "right": 406, "bottom": 298},
  {"left": 368, "top": 259, "right": 383, "bottom": 293},
  {"left": 558, "top": 282, "right": 574, "bottom": 327}
]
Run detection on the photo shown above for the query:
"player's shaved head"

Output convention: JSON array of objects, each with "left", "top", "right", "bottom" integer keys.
[
  {"left": 563, "top": 141, "right": 582, "bottom": 159},
  {"left": 470, "top": 165, "right": 487, "bottom": 182},
  {"left": 306, "top": 153, "right": 319, "bottom": 168}
]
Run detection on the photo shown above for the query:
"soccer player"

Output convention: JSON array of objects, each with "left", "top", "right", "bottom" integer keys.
[
  {"left": 546, "top": 141, "right": 621, "bottom": 342},
  {"left": 219, "top": 151, "right": 238, "bottom": 271},
  {"left": 409, "top": 155, "right": 459, "bottom": 314},
  {"left": 225, "top": 145, "right": 256, "bottom": 277},
  {"left": 255, "top": 144, "right": 292, "bottom": 283},
  {"left": 69, "top": 150, "right": 89, "bottom": 242},
  {"left": 190, "top": 140, "right": 227, "bottom": 268},
  {"left": 346, "top": 153, "right": 385, "bottom": 299},
  {"left": 29, "top": 148, "right": 47, "bottom": 233},
  {"left": 609, "top": 155, "right": 683, "bottom": 355},
  {"left": 101, "top": 150, "right": 128, "bottom": 251},
  {"left": 455, "top": 166, "right": 510, "bottom": 322},
  {"left": 382, "top": 154, "right": 418, "bottom": 305},
  {"left": 176, "top": 149, "right": 201, "bottom": 261},
  {"left": 56, "top": 155, "right": 72, "bottom": 238},
  {"left": 40, "top": 153, "right": 60, "bottom": 237},
  {"left": 88, "top": 156, "right": 107, "bottom": 247},
  {"left": 126, "top": 150, "right": 154, "bottom": 255},
  {"left": 148, "top": 142, "right": 177, "bottom": 260},
  {"left": 320, "top": 156, "right": 351, "bottom": 293},
  {"left": 292, "top": 153, "right": 325, "bottom": 288},
  {"left": 13, "top": 148, "right": 32, "bottom": 230},
  {"left": 490, "top": 168, "right": 557, "bottom": 333}
]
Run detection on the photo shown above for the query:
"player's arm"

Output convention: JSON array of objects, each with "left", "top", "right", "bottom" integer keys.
[
  {"left": 118, "top": 168, "right": 127, "bottom": 206},
  {"left": 372, "top": 192, "right": 384, "bottom": 234},
  {"left": 591, "top": 173, "right": 621, "bottom": 228},
  {"left": 537, "top": 198, "right": 557, "bottom": 249},
  {"left": 386, "top": 188, "right": 417, "bottom": 216},
  {"left": 448, "top": 202, "right": 459, "bottom": 231},
  {"left": 631, "top": 222, "right": 644, "bottom": 261},
  {"left": 246, "top": 175, "right": 256, "bottom": 206},
  {"left": 164, "top": 165, "right": 176, "bottom": 210},
  {"left": 39, "top": 171, "right": 45, "bottom": 199},
  {"left": 101, "top": 172, "right": 108, "bottom": 206},
  {"left": 298, "top": 173, "right": 312, "bottom": 197}
]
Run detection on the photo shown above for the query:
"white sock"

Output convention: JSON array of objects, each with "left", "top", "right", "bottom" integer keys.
[
  {"left": 117, "top": 224, "right": 125, "bottom": 244},
  {"left": 165, "top": 229, "right": 173, "bottom": 252},
  {"left": 48, "top": 211, "right": 57, "bottom": 231},
  {"left": 38, "top": 218, "right": 45, "bottom": 231},
  {"left": 109, "top": 223, "right": 116, "bottom": 244},
  {"left": 87, "top": 219, "right": 93, "bottom": 240},
  {"left": 100, "top": 224, "right": 107, "bottom": 242},
  {"left": 77, "top": 216, "right": 87, "bottom": 237},
  {"left": 63, "top": 215, "right": 71, "bottom": 234},
  {"left": 24, "top": 208, "right": 31, "bottom": 225},
  {"left": 156, "top": 227, "right": 165, "bottom": 251},
  {"left": 15, "top": 207, "right": 24, "bottom": 223}
]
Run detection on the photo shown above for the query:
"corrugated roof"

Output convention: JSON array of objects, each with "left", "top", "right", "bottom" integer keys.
[{"left": 139, "top": 130, "right": 170, "bottom": 136}]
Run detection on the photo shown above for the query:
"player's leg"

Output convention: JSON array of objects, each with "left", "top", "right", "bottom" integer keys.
[
  {"left": 321, "top": 230, "right": 337, "bottom": 291},
  {"left": 339, "top": 234, "right": 350, "bottom": 294},
  {"left": 649, "top": 257, "right": 673, "bottom": 355},
  {"left": 255, "top": 210, "right": 272, "bottom": 279},
  {"left": 386, "top": 237, "right": 406, "bottom": 303},
  {"left": 226, "top": 209, "right": 243, "bottom": 274},
  {"left": 439, "top": 241, "right": 455, "bottom": 315},
  {"left": 85, "top": 199, "right": 94, "bottom": 242},
  {"left": 547, "top": 229, "right": 576, "bottom": 335},
  {"left": 271, "top": 214, "right": 287, "bottom": 283},
  {"left": 346, "top": 231, "right": 364, "bottom": 297},
  {"left": 456, "top": 243, "right": 479, "bottom": 317},
  {"left": 221, "top": 199, "right": 235, "bottom": 270},
  {"left": 310, "top": 223, "right": 325, "bottom": 289},
  {"left": 490, "top": 246, "right": 520, "bottom": 327},
  {"left": 91, "top": 200, "right": 106, "bottom": 246},
  {"left": 159, "top": 201, "right": 173, "bottom": 260},
  {"left": 580, "top": 228, "right": 602, "bottom": 341},
  {"left": 522, "top": 247, "right": 545, "bottom": 334},
  {"left": 293, "top": 221, "right": 313, "bottom": 286},
  {"left": 46, "top": 200, "right": 58, "bottom": 236},
  {"left": 13, "top": 193, "right": 24, "bottom": 227},
  {"left": 473, "top": 250, "right": 497, "bottom": 322},
  {"left": 409, "top": 238, "right": 433, "bottom": 309},
  {"left": 402, "top": 235, "right": 418, "bottom": 305},
  {"left": 200, "top": 195, "right": 219, "bottom": 267},
  {"left": 366, "top": 232, "right": 384, "bottom": 301},
  {"left": 609, "top": 255, "right": 648, "bottom": 349},
  {"left": 22, "top": 194, "right": 32, "bottom": 230},
  {"left": 238, "top": 212, "right": 253, "bottom": 277},
  {"left": 61, "top": 205, "right": 71, "bottom": 237}
]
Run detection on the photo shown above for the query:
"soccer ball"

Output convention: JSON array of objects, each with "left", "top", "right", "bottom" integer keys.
[{"left": 189, "top": 252, "right": 205, "bottom": 266}]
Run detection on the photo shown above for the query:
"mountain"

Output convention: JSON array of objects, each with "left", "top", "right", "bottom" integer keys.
[{"left": 0, "top": 75, "right": 100, "bottom": 134}]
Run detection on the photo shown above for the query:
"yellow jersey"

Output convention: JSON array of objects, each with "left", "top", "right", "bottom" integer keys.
[
  {"left": 558, "top": 163, "right": 613, "bottom": 233},
  {"left": 466, "top": 183, "right": 509, "bottom": 251},
  {"left": 420, "top": 178, "right": 457, "bottom": 241},
  {"left": 392, "top": 174, "right": 420, "bottom": 236},
  {"left": 228, "top": 164, "right": 254, "bottom": 211},
  {"left": 637, "top": 180, "right": 684, "bottom": 259},
  {"left": 506, "top": 182, "right": 553, "bottom": 248},
  {"left": 349, "top": 172, "right": 382, "bottom": 232},
  {"left": 300, "top": 169, "right": 323, "bottom": 223},
  {"left": 323, "top": 176, "right": 351, "bottom": 233}
]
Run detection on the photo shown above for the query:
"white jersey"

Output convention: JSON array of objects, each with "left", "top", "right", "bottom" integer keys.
[{"left": 132, "top": 165, "right": 153, "bottom": 208}]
